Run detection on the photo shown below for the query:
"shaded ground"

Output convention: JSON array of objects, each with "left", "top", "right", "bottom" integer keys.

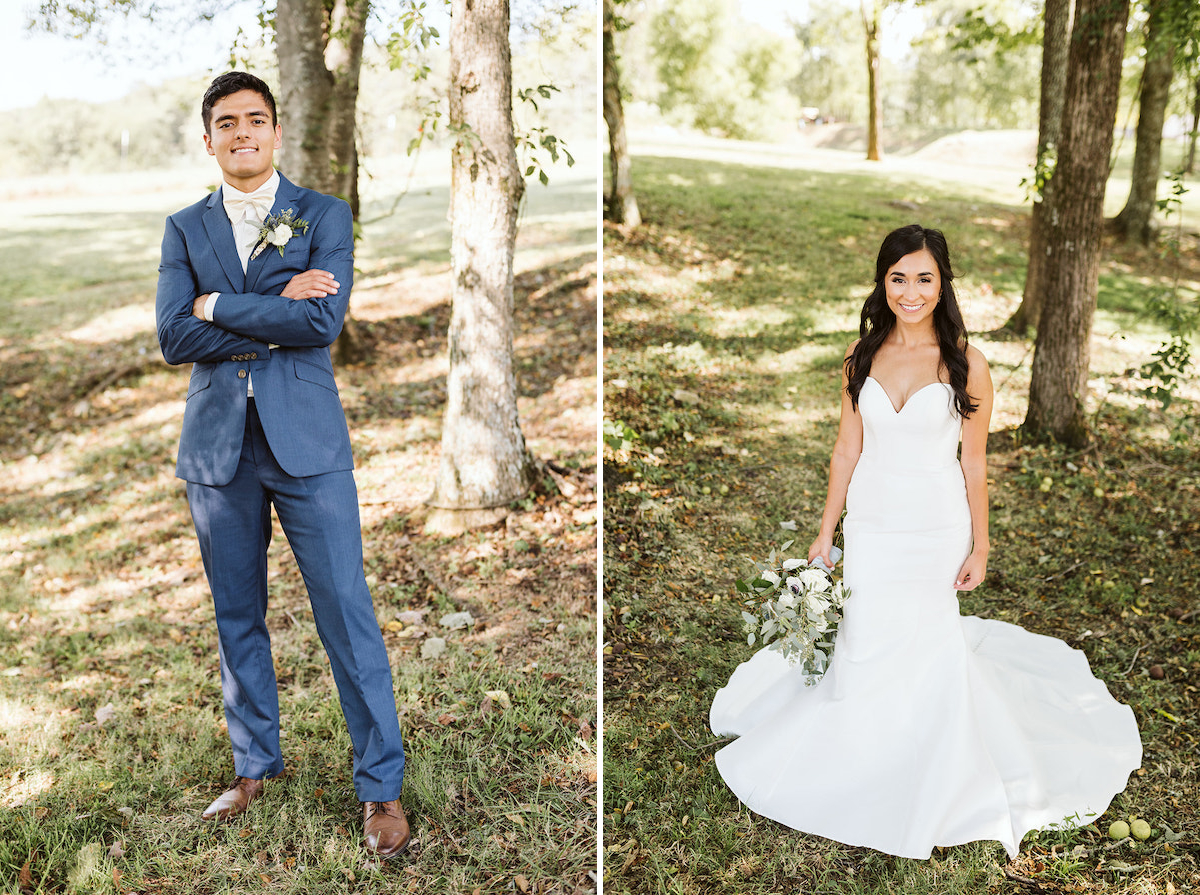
[
  {"left": 0, "top": 157, "right": 598, "bottom": 894},
  {"left": 602, "top": 152, "right": 1199, "bottom": 895}
]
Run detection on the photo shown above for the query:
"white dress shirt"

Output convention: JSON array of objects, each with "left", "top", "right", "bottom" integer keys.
[{"left": 204, "top": 171, "right": 280, "bottom": 396}]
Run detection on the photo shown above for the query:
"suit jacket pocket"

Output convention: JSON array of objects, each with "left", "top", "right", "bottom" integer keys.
[
  {"left": 294, "top": 358, "right": 339, "bottom": 394},
  {"left": 186, "top": 364, "right": 213, "bottom": 399}
]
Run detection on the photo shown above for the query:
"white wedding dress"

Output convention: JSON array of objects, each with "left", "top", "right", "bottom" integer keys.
[{"left": 710, "top": 376, "right": 1142, "bottom": 859}]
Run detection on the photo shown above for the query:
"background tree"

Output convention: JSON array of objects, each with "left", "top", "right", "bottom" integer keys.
[
  {"left": 1110, "top": 0, "right": 1180, "bottom": 244},
  {"left": 1007, "top": 0, "right": 1073, "bottom": 335},
  {"left": 790, "top": 0, "right": 865, "bottom": 123},
  {"left": 276, "top": 0, "right": 368, "bottom": 215},
  {"left": 1024, "top": 0, "right": 1132, "bottom": 446},
  {"left": 276, "top": 0, "right": 371, "bottom": 363},
  {"left": 906, "top": 0, "right": 1041, "bottom": 129},
  {"left": 862, "top": 0, "right": 885, "bottom": 160},
  {"left": 647, "top": 0, "right": 798, "bottom": 140},
  {"left": 427, "top": 0, "right": 535, "bottom": 532},
  {"left": 604, "top": 0, "right": 641, "bottom": 226}
]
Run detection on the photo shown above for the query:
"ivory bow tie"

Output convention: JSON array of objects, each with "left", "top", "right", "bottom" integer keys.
[{"left": 223, "top": 190, "right": 275, "bottom": 223}]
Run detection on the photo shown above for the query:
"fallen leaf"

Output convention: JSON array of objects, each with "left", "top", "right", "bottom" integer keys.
[
  {"left": 107, "top": 842, "right": 125, "bottom": 859},
  {"left": 421, "top": 637, "right": 447, "bottom": 660},
  {"left": 515, "top": 874, "right": 530, "bottom": 893},
  {"left": 440, "top": 611, "right": 475, "bottom": 630},
  {"left": 437, "top": 714, "right": 458, "bottom": 725},
  {"left": 94, "top": 704, "right": 115, "bottom": 726},
  {"left": 484, "top": 689, "right": 511, "bottom": 709}
]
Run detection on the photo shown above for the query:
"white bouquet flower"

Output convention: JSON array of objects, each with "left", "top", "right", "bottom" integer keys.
[{"left": 735, "top": 539, "right": 848, "bottom": 686}]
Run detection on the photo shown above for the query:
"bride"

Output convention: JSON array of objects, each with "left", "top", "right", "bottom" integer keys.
[{"left": 709, "top": 224, "right": 1142, "bottom": 859}]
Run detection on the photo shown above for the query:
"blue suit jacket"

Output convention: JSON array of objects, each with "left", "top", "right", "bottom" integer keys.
[{"left": 156, "top": 173, "right": 356, "bottom": 486}]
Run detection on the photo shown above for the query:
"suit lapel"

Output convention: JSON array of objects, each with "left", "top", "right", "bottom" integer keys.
[
  {"left": 203, "top": 188, "right": 246, "bottom": 292},
  {"left": 245, "top": 173, "right": 304, "bottom": 294}
]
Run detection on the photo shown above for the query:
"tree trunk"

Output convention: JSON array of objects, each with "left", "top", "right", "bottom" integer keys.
[
  {"left": 427, "top": 0, "right": 535, "bottom": 532},
  {"left": 276, "top": 0, "right": 369, "bottom": 363},
  {"left": 862, "top": 0, "right": 883, "bottom": 162},
  {"left": 1006, "top": 0, "right": 1072, "bottom": 335},
  {"left": 1023, "top": 0, "right": 1131, "bottom": 447},
  {"left": 1111, "top": 0, "right": 1176, "bottom": 245},
  {"left": 1187, "top": 74, "right": 1200, "bottom": 175},
  {"left": 603, "top": 0, "right": 641, "bottom": 227}
]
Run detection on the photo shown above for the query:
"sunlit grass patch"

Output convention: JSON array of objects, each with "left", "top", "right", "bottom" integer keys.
[
  {"left": 603, "top": 151, "right": 1199, "bottom": 894},
  {"left": 0, "top": 161, "right": 597, "bottom": 894}
]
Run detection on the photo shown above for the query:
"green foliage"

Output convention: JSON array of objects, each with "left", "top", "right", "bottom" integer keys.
[
  {"left": 386, "top": 0, "right": 442, "bottom": 81},
  {"left": 790, "top": 0, "right": 865, "bottom": 122},
  {"left": 516, "top": 86, "right": 577, "bottom": 186},
  {"left": 906, "top": 0, "right": 1042, "bottom": 128},
  {"left": 1139, "top": 167, "right": 1197, "bottom": 424},
  {"left": 1021, "top": 141, "right": 1058, "bottom": 204},
  {"left": 647, "top": 0, "right": 799, "bottom": 140},
  {"left": 603, "top": 419, "right": 639, "bottom": 452}
]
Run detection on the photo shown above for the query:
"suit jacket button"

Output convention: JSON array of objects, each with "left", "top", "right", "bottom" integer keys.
[
  {"left": 238, "top": 369, "right": 247, "bottom": 379},
  {"left": 251, "top": 352, "right": 258, "bottom": 359}
]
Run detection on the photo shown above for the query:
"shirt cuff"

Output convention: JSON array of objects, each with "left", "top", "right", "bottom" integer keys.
[{"left": 203, "top": 292, "right": 220, "bottom": 322}]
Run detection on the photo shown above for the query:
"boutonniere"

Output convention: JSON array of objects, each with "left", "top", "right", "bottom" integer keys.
[{"left": 251, "top": 208, "right": 310, "bottom": 260}]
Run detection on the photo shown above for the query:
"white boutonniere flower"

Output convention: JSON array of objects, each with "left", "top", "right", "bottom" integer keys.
[{"left": 251, "top": 208, "right": 310, "bottom": 260}]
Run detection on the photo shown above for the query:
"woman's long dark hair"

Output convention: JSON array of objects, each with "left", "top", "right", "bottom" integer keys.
[{"left": 845, "top": 224, "right": 978, "bottom": 419}]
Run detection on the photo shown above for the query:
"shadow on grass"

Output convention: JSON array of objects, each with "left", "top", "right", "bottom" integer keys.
[{"left": 602, "top": 153, "right": 1200, "bottom": 895}]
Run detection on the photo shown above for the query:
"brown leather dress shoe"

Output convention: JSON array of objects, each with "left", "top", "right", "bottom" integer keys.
[
  {"left": 201, "top": 776, "right": 265, "bottom": 822},
  {"left": 363, "top": 799, "right": 411, "bottom": 859}
]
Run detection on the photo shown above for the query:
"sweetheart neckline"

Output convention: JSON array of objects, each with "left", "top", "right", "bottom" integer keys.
[{"left": 865, "top": 375, "right": 950, "bottom": 414}]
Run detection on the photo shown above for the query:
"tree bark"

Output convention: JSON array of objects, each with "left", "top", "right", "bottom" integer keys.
[
  {"left": 1006, "top": 0, "right": 1073, "bottom": 335},
  {"left": 862, "top": 0, "right": 883, "bottom": 162},
  {"left": 1023, "top": 0, "right": 1131, "bottom": 447},
  {"left": 1111, "top": 0, "right": 1176, "bottom": 245},
  {"left": 603, "top": 0, "right": 641, "bottom": 227},
  {"left": 1187, "top": 74, "right": 1200, "bottom": 175},
  {"left": 276, "top": 0, "right": 369, "bottom": 363},
  {"left": 427, "top": 0, "right": 535, "bottom": 531}
]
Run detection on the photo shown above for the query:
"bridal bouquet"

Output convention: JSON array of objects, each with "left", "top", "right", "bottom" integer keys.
[{"left": 735, "top": 538, "right": 849, "bottom": 686}]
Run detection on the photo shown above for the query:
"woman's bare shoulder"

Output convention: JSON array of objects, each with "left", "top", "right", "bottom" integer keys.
[{"left": 965, "top": 342, "right": 989, "bottom": 371}]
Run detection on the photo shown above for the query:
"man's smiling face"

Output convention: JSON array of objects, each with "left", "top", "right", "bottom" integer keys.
[{"left": 203, "top": 89, "right": 281, "bottom": 191}]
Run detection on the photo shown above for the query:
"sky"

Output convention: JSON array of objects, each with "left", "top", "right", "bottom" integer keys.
[
  {"left": 0, "top": 0, "right": 919, "bottom": 113},
  {"left": 0, "top": 1, "right": 261, "bottom": 111},
  {"left": 738, "top": 0, "right": 924, "bottom": 60}
]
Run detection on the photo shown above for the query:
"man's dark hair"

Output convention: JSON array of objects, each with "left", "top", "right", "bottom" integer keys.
[{"left": 202, "top": 72, "right": 277, "bottom": 134}]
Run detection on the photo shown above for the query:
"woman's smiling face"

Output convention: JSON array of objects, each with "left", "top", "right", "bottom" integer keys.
[{"left": 884, "top": 247, "right": 941, "bottom": 326}]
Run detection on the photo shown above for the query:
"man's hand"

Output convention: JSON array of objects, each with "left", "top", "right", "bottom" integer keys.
[
  {"left": 282, "top": 269, "right": 340, "bottom": 301},
  {"left": 192, "top": 294, "right": 211, "bottom": 320}
]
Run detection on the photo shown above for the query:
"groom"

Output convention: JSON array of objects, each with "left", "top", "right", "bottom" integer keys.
[{"left": 154, "top": 71, "right": 408, "bottom": 859}]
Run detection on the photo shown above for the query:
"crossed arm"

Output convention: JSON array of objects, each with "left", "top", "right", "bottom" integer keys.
[{"left": 156, "top": 199, "right": 354, "bottom": 366}]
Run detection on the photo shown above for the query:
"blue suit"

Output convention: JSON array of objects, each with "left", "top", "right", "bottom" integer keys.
[{"left": 155, "top": 173, "right": 405, "bottom": 801}]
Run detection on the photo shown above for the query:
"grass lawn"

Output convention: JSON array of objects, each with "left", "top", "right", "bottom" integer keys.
[
  {"left": 602, "top": 151, "right": 1199, "bottom": 894},
  {"left": 0, "top": 152, "right": 598, "bottom": 894}
]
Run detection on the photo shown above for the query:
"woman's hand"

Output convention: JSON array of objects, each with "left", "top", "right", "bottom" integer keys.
[
  {"left": 808, "top": 534, "right": 836, "bottom": 571},
  {"left": 954, "top": 551, "right": 987, "bottom": 591}
]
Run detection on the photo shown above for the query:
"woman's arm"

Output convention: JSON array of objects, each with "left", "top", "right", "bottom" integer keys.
[
  {"left": 809, "top": 343, "right": 864, "bottom": 568},
  {"left": 955, "top": 345, "right": 994, "bottom": 590}
]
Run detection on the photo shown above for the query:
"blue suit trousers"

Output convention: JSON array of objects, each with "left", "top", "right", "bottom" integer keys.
[{"left": 186, "top": 400, "right": 405, "bottom": 801}]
